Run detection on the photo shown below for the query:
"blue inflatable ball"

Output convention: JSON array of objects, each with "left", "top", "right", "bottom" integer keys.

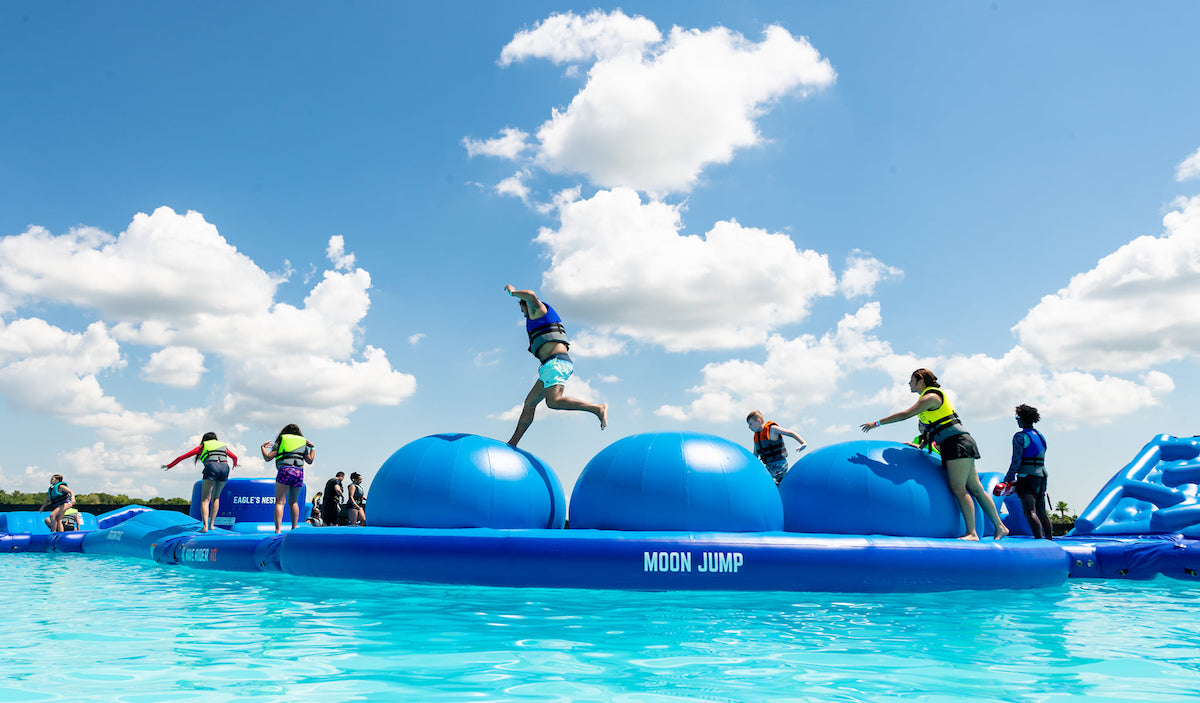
[
  {"left": 569, "top": 432, "right": 783, "bottom": 532},
  {"left": 369, "top": 434, "right": 565, "bottom": 529},
  {"left": 780, "top": 440, "right": 995, "bottom": 538}
]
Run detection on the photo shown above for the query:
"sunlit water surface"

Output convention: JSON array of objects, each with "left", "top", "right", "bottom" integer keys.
[{"left": 4, "top": 554, "right": 1199, "bottom": 702}]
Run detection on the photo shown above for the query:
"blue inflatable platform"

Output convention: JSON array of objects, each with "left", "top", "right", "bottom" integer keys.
[{"left": 4, "top": 432, "right": 1200, "bottom": 592}]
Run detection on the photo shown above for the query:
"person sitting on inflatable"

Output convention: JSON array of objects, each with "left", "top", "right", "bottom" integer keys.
[{"left": 39, "top": 474, "right": 75, "bottom": 532}]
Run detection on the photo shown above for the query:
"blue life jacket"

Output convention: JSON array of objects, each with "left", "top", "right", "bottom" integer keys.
[
  {"left": 47, "top": 481, "right": 71, "bottom": 508},
  {"left": 527, "top": 303, "right": 570, "bottom": 358},
  {"left": 1018, "top": 428, "right": 1047, "bottom": 477}
]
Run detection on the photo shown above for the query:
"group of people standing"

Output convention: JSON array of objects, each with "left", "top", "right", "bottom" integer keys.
[
  {"left": 164, "top": 423, "right": 316, "bottom": 534},
  {"left": 308, "top": 471, "right": 366, "bottom": 527},
  {"left": 749, "top": 368, "right": 1054, "bottom": 542}
]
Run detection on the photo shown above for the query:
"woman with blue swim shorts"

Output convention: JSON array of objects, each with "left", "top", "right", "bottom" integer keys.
[
  {"left": 163, "top": 431, "right": 239, "bottom": 532},
  {"left": 504, "top": 284, "right": 608, "bottom": 447},
  {"left": 261, "top": 424, "right": 314, "bottom": 533}
]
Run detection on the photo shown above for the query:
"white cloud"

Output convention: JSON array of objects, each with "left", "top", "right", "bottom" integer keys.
[
  {"left": 326, "top": 234, "right": 356, "bottom": 271},
  {"left": 142, "top": 346, "right": 206, "bottom": 388},
  {"left": 655, "top": 305, "right": 1173, "bottom": 427},
  {"left": 496, "top": 171, "right": 531, "bottom": 202},
  {"left": 474, "top": 348, "right": 502, "bottom": 367},
  {"left": 537, "top": 188, "right": 837, "bottom": 352},
  {"left": 500, "top": 10, "right": 662, "bottom": 66},
  {"left": 0, "top": 207, "right": 418, "bottom": 440},
  {"left": 839, "top": 253, "right": 903, "bottom": 298},
  {"left": 1176, "top": 146, "right": 1200, "bottom": 182},
  {"left": 1014, "top": 195, "right": 1200, "bottom": 371},
  {"left": 569, "top": 329, "right": 627, "bottom": 358},
  {"left": 523, "top": 20, "right": 836, "bottom": 194},
  {"left": 462, "top": 127, "right": 530, "bottom": 159},
  {"left": 408, "top": 333, "right": 426, "bottom": 345}
]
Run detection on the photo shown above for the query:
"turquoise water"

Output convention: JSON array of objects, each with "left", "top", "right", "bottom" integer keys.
[{"left": 4, "top": 554, "right": 1200, "bottom": 702}]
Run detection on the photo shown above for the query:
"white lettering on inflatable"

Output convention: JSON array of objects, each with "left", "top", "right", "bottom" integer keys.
[
  {"left": 643, "top": 551, "right": 692, "bottom": 572},
  {"left": 180, "top": 547, "right": 216, "bottom": 563},
  {"left": 697, "top": 551, "right": 744, "bottom": 573},
  {"left": 643, "top": 551, "right": 744, "bottom": 574},
  {"left": 232, "top": 496, "right": 268, "bottom": 505},
  {"left": 106, "top": 530, "right": 124, "bottom": 541}
]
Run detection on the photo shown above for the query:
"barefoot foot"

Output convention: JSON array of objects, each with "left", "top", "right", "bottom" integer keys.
[
  {"left": 957, "top": 533, "right": 980, "bottom": 541},
  {"left": 994, "top": 524, "right": 1010, "bottom": 540},
  {"left": 598, "top": 404, "right": 608, "bottom": 430}
]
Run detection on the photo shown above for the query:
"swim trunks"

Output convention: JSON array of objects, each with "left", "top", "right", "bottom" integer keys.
[
  {"left": 202, "top": 460, "right": 231, "bottom": 482},
  {"left": 765, "top": 459, "right": 789, "bottom": 484},
  {"left": 276, "top": 465, "right": 304, "bottom": 487},
  {"left": 538, "top": 356, "right": 574, "bottom": 388},
  {"left": 938, "top": 433, "right": 981, "bottom": 462},
  {"left": 1015, "top": 473, "right": 1047, "bottom": 498}
]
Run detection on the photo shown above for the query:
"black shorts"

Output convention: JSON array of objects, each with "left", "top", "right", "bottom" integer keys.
[
  {"left": 1015, "top": 473, "right": 1047, "bottom": 498},
  {"left": 202, "top": 460, "right": 231, "bottom": 482},
  {"left": 938, "top": 433, "right": 981, "bottom": 462}
]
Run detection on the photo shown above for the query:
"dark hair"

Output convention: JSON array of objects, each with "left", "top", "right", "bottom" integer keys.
[
  {"left": 196, "top": 431, "right": 219, "bottom": 463},
  {"left": 335, "top": 471, "right": 345, "bottom": 479},
  {"left": 276, "top": 424, "right": 302, "bottom": 444},
  {"left": 51, "top": 474, "right": 64, "bottom": 484},
  {"left": 911, "top": 368, "right": 940, "bottom": 388},
  {"left": 350, "top": 472, "right": 361, "bottom": 481},
  {"left": 1015, "top": 404, "right": 1040, "bottom": 425}
]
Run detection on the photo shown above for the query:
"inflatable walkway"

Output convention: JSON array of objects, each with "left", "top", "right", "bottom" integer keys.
[{"left": 4, "top": 432, "right": 1199, "bottom": 591}]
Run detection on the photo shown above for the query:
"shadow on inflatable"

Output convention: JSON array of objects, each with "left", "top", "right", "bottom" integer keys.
[{"left": 3, "top": 432, "right": 1198, "bottom": 592}]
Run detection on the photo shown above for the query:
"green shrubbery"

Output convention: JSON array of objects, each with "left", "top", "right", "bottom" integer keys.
[{"left": 0, "top": 490, "right": 188, "bottom": 506}]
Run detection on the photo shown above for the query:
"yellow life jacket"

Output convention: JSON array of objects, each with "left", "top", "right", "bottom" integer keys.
[
  {"left": 916, "top": 387, "right": 966, "bottom": 445},
  {"left": 276, "top": 434, "right": 310, "bottom": 467},
  {"left": 200, "top": 439, "right": 228, "bottom": 463}
]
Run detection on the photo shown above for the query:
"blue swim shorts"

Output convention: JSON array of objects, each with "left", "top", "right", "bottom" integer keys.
[
  {"left": 538, "top": 358, "right": 574, "bottom": 388},
  {"left": 764, "top": 459, "right": 789, "bottom": 484}
]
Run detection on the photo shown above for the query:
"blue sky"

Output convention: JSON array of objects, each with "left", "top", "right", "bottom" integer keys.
[{"left": 2, "top": 2, "right": 1199, "bottom": 515}]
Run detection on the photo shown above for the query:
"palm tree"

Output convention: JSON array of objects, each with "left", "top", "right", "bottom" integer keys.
[{"left": 1055, "top": 501, "right": 1070, "bottom": 518}]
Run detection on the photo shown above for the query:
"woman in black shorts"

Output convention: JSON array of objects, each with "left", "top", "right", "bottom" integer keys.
[{"left": 860, "top": 368, "right": 1008, "bottom": 540}]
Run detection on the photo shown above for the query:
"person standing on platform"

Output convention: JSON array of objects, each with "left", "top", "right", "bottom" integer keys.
[
  {"left": 997, "top": 404, "right": 1054, "bottom": 540},
  {"left": 261, "top": 424, "right": 314, "bottom": 534},
  {"left": 322, "top": 472, "right": 345, "bottom": 526},
  {"left": 163, "top": 431, "right": 239, "bottom": 533}
]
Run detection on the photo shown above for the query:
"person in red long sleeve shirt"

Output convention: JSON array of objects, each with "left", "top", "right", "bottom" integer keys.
[{"left": 163, "top": 431, "right": 238, "bottom": 533}]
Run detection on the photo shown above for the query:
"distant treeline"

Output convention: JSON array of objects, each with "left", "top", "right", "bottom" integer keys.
[{"left": 0, "top": 490, "right": 188, "bottom": 506}]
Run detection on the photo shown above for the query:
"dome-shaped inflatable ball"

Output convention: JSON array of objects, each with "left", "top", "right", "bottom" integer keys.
[
  {"left": 780, "top": 441, "right": 995, "bottom": 538},
  {"left": 569, "top": 432, "right": 783, "bottom": 532},
  {"left": 369, "top": 434, "right": 565, "bottom": 529}
]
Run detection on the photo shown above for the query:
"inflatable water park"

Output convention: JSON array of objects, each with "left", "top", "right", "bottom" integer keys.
[{"left": 3, "top": 431, "right": 1198, "bottom": 592}]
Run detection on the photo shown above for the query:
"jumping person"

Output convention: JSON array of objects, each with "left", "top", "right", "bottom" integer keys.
[
  {"left": 860, "top": 368, "right": 1008, "bottom": 541},
  {"left": 39, "top": 474, "right": 75, "bottom": 532},
  {"left": 504, "top": 284, "right": 607, "bottom": 447},
  {"left": 261, "top": 424, "right": 314, "bottom": 534},
  {"left": 998, "top": 404, "right": 1054, "bottom": 540},
  {"left": 746, "top": 411, "right": 807, "bottom": 485},
  {"left": 163, "top": 431, "right": 239, "bottom": 533}
]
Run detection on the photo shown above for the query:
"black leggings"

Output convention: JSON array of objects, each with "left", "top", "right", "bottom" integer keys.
[{"left": 1016, "top": 474, "right": 1054, "bottom": 540}]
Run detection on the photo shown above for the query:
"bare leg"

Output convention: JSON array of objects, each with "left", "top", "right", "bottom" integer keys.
[
  {"left": 209, "top": 480, "right": 226, "bottom": 531},
  {"left": 274, "top": 482, "right": 287, "bottom": 534},
  {"left": 288, "top": 485, "right": 302, "bottom": 529},
  {"left": 965, "top": 468, "right": 1008, "bottom": 540},
  {"left": 508, "top": 380, "right": 547, "bottom": 447},
  {"left": 944, "top": 458, "right": 980, "bottom": 540},
  {"left": 199, "top": 479, "right": 214, "bottom": 533},
  {"left": 544, "top": 385, "right": 607, "bottom": 429}
]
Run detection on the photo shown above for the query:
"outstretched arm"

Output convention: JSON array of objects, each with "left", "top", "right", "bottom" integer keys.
[
  {"left": 504, "top": 285, "right": 548, "bottom": 317},
  {"left": 162, "top": 446, "right": 201, "bottom": 470},
  {"left": 860, "top": 392, "right": 942, "bottom": 433},
  {"left": 770, "top": 425, "right": 807, "bottom": 447}
]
